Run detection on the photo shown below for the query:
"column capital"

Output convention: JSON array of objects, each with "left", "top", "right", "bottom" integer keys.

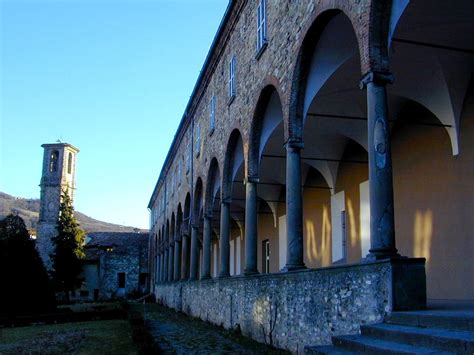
[
  {"left": 360, "top": 71, "right": 394, "bottom": 89},
  {"left": 204, "top": 212, "right": 213, "bottom": 219},
  {"left": 191, "top": 223, "right": 199, "bottom": 230},
  {"left": 221, "top": 197, "right": 232, "bottom": 205},
  {"left": 285, "top": 139, "right": 304, "bottom": 150},
  {"left": 245, "top": 175, "right": 259, "bottom": 184}
]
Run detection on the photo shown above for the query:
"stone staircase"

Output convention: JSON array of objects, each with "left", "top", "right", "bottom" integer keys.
[{"left": 306, "top": 310, "right": 474, "bottom": 354}]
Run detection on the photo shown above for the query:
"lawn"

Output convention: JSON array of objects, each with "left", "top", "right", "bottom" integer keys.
[{"left": 0, "top": 319, "right": 137, "bottom": 354}]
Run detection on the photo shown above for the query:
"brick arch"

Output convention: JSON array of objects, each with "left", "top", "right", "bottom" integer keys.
[
  {"left": 222, "top": 129, "right": 244, "bottom": 201},
  {"left": 285, "top": 7, "right": 370, "bottom": 141},
  {"left": 192, "top": 177, "right": 203, "bottom": 225},
  {"left": 204, "top": 157, "right": 220, "bottom": 216},
  {"left": 170, "top": 212, "right": 176, "bottom": 243},
  {"left": 248, "top": 80, "right": 285, "bottom": 178}
]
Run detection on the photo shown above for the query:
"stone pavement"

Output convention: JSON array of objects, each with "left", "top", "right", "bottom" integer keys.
[{"left": 140, "top": 303, "right": 289, "bottom": 354}]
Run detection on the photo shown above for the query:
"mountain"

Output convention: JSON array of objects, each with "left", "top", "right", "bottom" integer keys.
[{"left": 0, "top": 192, "right": 147, "bottom": 234}]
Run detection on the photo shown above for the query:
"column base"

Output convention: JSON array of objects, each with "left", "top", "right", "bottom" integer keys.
[
  {"left": 218, "top": 272, "right": 230, "bottom": 278},
  {"left": 281, "top": 264, "right": 306, "bottom": 272},
  {"left": 364, "top": 248, "right": 401, "bottom": 262},
  {"left": 200, "top": 275, "right": 211, "bottom": 281},
  {"left": 243, "top": 269, "right": 259, "bottom": 276}
]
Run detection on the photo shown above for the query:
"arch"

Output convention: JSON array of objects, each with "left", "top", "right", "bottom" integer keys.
[
  {"left": 184, "top": 193, "right": 191, "bottom": 222},
  {"left": 205, "top": 158, "right": 221, "bottom": 216},
  {"left": 176, "top": 203, "right": 183, "bottom": 238},
  {"left": 170, "top": 213, "right": 176, "bottom": 243},
  {"left": 222, "top": 129, "right": 244, "bottom": 201},
  {"left": 67, "top": 152, "right": 73, "bottom": 174},
  {"left": 249, "top": 85, "right": 285, "bottom": 178},
  {"left": 387, "top": 0, "right": 474, "bottom": 155},
  {"left": 193, "top": 178, "right": 203, "bottom": 224},
  {"left": 289, "top": 10, "right": 361, "bottom": 141},
  {"left": 49, "top": 150, "right": 59, "bottom": 173}
]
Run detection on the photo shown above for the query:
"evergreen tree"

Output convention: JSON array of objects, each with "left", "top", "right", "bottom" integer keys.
[
  {"left": 51, "top": 189, "right": 85, "bottom": 301},
  {"left": 0, "top": 214, "right": 55, "bottom": 316}
]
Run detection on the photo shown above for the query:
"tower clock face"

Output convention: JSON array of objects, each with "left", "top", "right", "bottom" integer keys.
[{"left": 48, "top": 201, "right": 56, "bottom": 212}]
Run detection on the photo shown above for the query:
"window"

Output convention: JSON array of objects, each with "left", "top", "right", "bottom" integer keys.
[
  {"left": 186, "top": 143, "right": 192, "bottom": 173},
  {"left": 209, "top": 95, "right": 216, "bottom": 133},
  {"left": 178, "top": 161, "right": 182, "bottom": 185},
  {"left": 195, "top": 123, "right": 201, "bottom": 156},
  {"left": 262, "top": 239, "right": 270, "bottom": 274},
  {"left": 118, "top": 272, "right": 126, "bottom": 288},
  {"left": 67, "top": 152, "right": 73, "bottom": 174},
  {"left": 257, "top": 0, "right": 267, "bottom": 53},
  {"left": 228, "top": 56, "right": 236, "bottom": 100},
  {"left": 49, "top": 150, "right": 59, "bottom": 173}
]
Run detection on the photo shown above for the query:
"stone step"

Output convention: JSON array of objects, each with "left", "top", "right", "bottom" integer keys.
[
  {"left": 332, "top": 335, "right": 455, "bottom": 354},
  {"left": 388, "top": 311, "right": 474, "bottom": 332},
  {"left": 361, "top": 323, "right": 474, "bottom": 354},
  {"left": 304, "top": 345, "right": 354, "bottom": 354}
]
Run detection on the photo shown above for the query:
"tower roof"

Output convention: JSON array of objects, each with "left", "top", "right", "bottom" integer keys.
[{"left": 41, "top": 142, "right": 80, "bottom": 153}]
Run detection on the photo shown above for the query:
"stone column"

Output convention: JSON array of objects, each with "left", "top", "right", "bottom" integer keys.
[
  {"left": 156, "top": 253, "right": 161, "bottom": 284},
  {"left": 189, "top": 224, "right": 199, "bottom": 280},
  {"left": 219, "top": 200, "right": 230, "bottom": 277},
  {"left": 174, "top": 239, "right": 181, "bottom": 281},
  {"left": 244, "top": 177, "right": 258, "bottom": 275},
  {"left": 168, "top": 243, "right": 174, "bottom": 282},
  {"left": 201, "top": 214, "right": 212, "bottom": 279},
  {"left": 181, "top": 234, "right": 189, "bottom": 280},
  {"left": 163, "top": 247, "right": 168, "bottom": 282},
  {"left": 361, "top": 72, "right": 399, "bottom": 260},
  {"left": 283, "top": 140, "right": 306, "bottom": 271}
]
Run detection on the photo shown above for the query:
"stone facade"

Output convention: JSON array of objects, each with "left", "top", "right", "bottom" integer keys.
[
  {"left": 155, "top": 259, "right": 425, "bottom": 353},
  {"left": 148, "top": 0, "right": 473, "bottom": 351},
  {"left": 76, "top": 232, "right": 149, "bottom": 301},
  {"left": 37, "top": 143, "right": 79, "bottom": 270}
]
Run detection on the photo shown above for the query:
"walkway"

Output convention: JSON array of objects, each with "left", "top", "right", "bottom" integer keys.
[{"left": 139, "top": 303, "right": 288, "bottom": 354}]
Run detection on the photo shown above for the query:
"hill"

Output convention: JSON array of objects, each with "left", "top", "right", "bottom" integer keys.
[{"left": 0, "top": 192, "right": 147, "bottom": 234}]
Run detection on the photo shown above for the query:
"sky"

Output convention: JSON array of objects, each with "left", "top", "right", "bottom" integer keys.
[{"left": 0, "top": 0, "right": 229, "bottom": 229}]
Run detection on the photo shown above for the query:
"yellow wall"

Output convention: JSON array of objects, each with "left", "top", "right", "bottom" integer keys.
[{"left": 392, "top": 101, "right": 474, "bottom": 300}]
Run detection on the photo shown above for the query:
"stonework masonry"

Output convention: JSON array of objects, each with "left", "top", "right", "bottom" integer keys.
[
  {"left": 155, "top": 259, "right": 425, "bottom": 353},
  {"left": 37, "top": 143, "right": 79, "bottom": 270},
  {"left": 148, "top": 0, "right": 473, "bottom": 351}
]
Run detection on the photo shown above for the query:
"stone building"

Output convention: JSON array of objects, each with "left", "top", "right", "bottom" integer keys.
[
  {"left": 148, "top": 0, "right": 474, "bottom": 351},
  {"left": 37, "top": 142, "right": 79, "bottom": 270},
  {"left": 75, "top": 232, "right": 149, "bottom": 301}
]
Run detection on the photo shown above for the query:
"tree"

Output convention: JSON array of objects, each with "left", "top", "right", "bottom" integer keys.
[
  {"left": 51, "top": 189, "right": 85, "bottom": 301},
  {"left": 0, "top": 214, "right": 55, "bottom": 316}
]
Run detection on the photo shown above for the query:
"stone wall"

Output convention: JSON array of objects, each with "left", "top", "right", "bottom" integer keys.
[{"left": 154, "top": 258, "right": 425, "bottom": 353}]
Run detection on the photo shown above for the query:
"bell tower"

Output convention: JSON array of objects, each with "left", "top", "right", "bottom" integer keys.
[{"left": 36, "top": 142, "right": 80, "bottom": 270}]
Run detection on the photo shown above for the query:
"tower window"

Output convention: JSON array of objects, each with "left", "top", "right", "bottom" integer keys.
[
  {"left": 67, "top": 152, "right": 73, "bottom": 174},
  {"left": 49, "top": 151, "right": 59, "bottom": 173}
]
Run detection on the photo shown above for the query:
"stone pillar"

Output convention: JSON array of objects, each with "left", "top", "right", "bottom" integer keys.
[
  {"left": 219, "top": 200, "right": 230, "bottom": 277},
  {"left": 201, "top": 214, "right": 212, "bottom": 279},
  {"left": 181, "top": 234, "right": 189, "bottom": 280},
  {"left": 190, "top": 224, "right": 199, "bottom": 280},
  {"left": 244, "top": 177, "right": 258, "bottom": 275},
  {"left": 174, "top": 239, "right": 181, "bottom": 281},
  {"left": 156, "top": 253, "right": 161, "bottom": 284},
  {"left": 168, "top": 243, "right": 174, "bottom": 282},
  {"left": 360, "top": 72, "right": 400, "bottom": 260},
  {"left": 283, "top": 140, "right": 306, "bottom": 271},
  {"left": 163, "top": 247, "right": 168, "bottom": 282}
]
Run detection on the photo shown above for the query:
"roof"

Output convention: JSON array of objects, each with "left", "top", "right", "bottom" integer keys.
[{"left": 84, "top": 232, "right": 149, "bottom": 260}]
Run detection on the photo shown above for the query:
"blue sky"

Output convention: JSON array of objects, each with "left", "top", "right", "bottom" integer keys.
[{"left": 0, "top": 0, "right": 228, "bottom": 229}]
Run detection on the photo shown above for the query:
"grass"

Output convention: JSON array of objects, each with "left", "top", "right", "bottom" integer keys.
[{"left": 0, "top": 319, "right": 137, "bottom": 354}]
